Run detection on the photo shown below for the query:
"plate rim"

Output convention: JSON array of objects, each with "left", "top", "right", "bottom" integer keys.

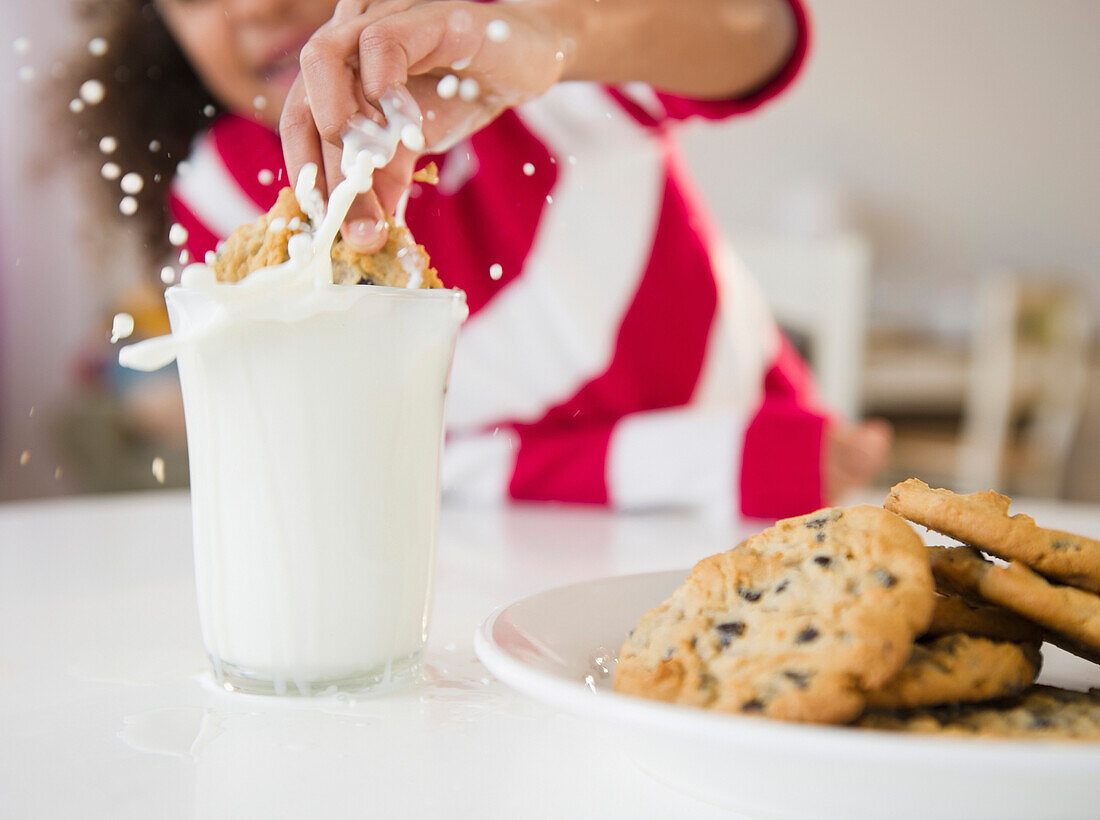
[{"left": 474, "top": 569, "right": 1100, "bottom": 769}]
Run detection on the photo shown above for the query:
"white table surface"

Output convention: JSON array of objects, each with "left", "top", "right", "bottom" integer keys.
[{"left": 3, "top": 489, "right": 1099, "bottom": 819}]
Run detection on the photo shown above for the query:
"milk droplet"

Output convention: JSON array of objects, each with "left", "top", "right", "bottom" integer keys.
[
  {"left": 151, "top": 456, "right": 166, "bottom": 484},
  {"left": 489, "top": 263, "right": 503, "bottom": 280},
  {"left": 176, "top": 160, "right": 192, "bottom": 176},
  {"left": 101, "top": 162, "right": 120, "bottom": 180},
  {"left": 486, "top": 19, "right": 510, "bottom": 42},
  {"left": 545, "top": 194, "right": 553, "bottom": 204},
  {"left": 436, "top": 74, "right": 459, "bottom": 100},
  {"left": 119, "top": 196, "right": 138, "bottom": 215},
  {"left": 257, "top": 168, "right": 274, "bottom": 185},
  {"left": 80, "top": 79, "right": 105, "bottom": 104},
  {"left": 554, "top": 51, "right": 565, "bottom": 62},
  {"left": 400, "top": 123, "right": 425, "bottom": 152},
  {"left": 88, "top": 37, "right": 108, "bottom": 56},
  {"left": 204, "top": 251, "right": 217, "bottom": 265},
  {"left": 522, "top": 162, "right": 535, "bottom": 176},
  {"left": 28, "top": 406, "right": 35, "bottom": 417},
  {"left": 179, "top": 250, "right": 190, "bottom": 265},
  {"left": 160, "top": 266, "right": 175, "bottom": 284},
  {"left": 458, "top": 77, "right": 480, "bottom": 102},
  {"left": 253, "top": 95, "right": 267, "bottom": 110},
  {"left": 450, "top": 56, "right": 472, "bottom": 71},
  {"left": 425, "top": 109, "right": 436, "bottom": 121},
  {"left": 148, "top": 139, "right": 161, "bottom": 152},
  {"left": 120, "top": 172, "right": 144, "bottom": 194},
  {"left": 567, "top": 155, "right": 577, "bottom": 165},
  {"left": 17, "top": 66, "right": 35, "bottom": 83},
  {"left": 203, "top": 104, "right": 215, "bottom": 117},
  {"left": 110, "top": 312, "right": 135, "bottom": 343},
  {"left": 69, "top": 99, "right": 85, "bottom": 113},
  {"left": 99, "top": 135, "right": 117, "bottom": 154},
  {"left": 19, "top": 450, "right": 30, "bottom": 466},
  {"left": 54, "top": 466, "right": 63, "bottom": 480},
  {"left": 13, "top": 37, "right": 30, "bottom": 55},
  {"left": 168, "top": 223, "right": 188, "bottom": 246}
]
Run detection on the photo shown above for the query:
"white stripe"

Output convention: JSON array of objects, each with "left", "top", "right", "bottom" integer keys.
[
  {"left": 441, "top": 428, "right": 518, "bottom": 503},
  {"left": 171, "top": 131, "right": 264, "bottom": 237},
  {"left": 691, "top": 240, "right": 778, "bottom": 411},
  {"left": 608, "top": 407, "right": 742, "bottom": 517},
  {"left": 445, "top": 84, "right": 665, "bottom": 430}
]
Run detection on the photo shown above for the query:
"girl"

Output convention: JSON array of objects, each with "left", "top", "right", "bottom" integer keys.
[{"left": 66, "top": 0, "right": 890, "bottom": 516}]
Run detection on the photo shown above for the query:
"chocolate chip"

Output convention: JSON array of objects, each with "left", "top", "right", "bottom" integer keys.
[
  {"left": 742, "top": 699, "right": 765, "bottom": 713},
  {"left": 774, "top": 580, "right": 789, "bottom": 594},
  {"left": 872, "top": 568, "right": 897, "bottom": 588},
  {"left": 805, "top": 511, "right": 841, "bottom": 529},
  {"left": 795, "top": 626, "right": 820, "bottom": 644},
  {"left": 815, "top": 531, "right": 826, "bottom": 543},
  {"left": 738, "top": 586, "right": 762, "bottom": 603},
  {"left": 783, "top": 670, "right": 812, "bottom": 689},
  {"left": 716, "top": 621, "right": 746, "bottom": 638},
  {"left": 663, "top": 647, "right": 674, "bottom": 660},
  {"left": 813, "top": 555, "right": 833, "bottom": 568},
  {"left": 1052, "top": 539, "right": 1074, "bottom": 551},
  {"left": 1029, "top": 715, "right": 1054, "bottom": 729}
]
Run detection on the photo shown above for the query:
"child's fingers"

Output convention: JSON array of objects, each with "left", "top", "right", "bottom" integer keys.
[
  {"left": 316, "top": 140, "right": 388, "bottom": 253},
  {"left": 279, "top": 77, "right": 327, "bottom": 199},
  {"left": 356, "top": 4, "right": 482, "bottom": 103},
  {"left": 371, "top": 145, "right": 419, "bottom": 217}
]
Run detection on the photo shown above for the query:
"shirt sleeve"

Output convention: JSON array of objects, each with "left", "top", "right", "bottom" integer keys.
[
  {"left": 739, "top": 333, "right": 831, "bottom": 519},
  {"left": 606, "top": 0, "right": 810, "bottom": 127}
]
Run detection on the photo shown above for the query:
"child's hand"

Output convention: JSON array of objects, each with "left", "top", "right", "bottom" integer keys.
[
  {"left": 280, "top": 0, "right": 569, "bottom": 252},
  {"left": 826, "top": 419, "right": 892, "bottom": 503}
]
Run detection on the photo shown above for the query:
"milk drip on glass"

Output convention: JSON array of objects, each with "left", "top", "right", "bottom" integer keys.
[{"left": 121, "top": 89, "right": 467, "bottom": 695}]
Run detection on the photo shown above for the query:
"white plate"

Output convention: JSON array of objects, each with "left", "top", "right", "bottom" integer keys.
[{"left": 475, "top": 569, "right": 1100, "bottom": 820}]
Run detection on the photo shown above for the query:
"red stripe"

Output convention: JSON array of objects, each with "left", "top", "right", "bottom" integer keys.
[
  {"left": 508, "top": 423, "right": 613, "bottom": 504},
  {"left": 209, "top": 115, "right": 286, "bottom": 212},
  {"left": 509, "top": 155, "right": 719, "bottom": 502},
  {"left": 167, "top": 193, "right": 220, "bottom": 262},
  {"left": 405, "top": 109, "right": 556, "bottom": 317}
]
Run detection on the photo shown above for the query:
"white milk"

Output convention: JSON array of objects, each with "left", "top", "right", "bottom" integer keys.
[{"left": 120, "top": 87, "right": 468, "bottom": 694}]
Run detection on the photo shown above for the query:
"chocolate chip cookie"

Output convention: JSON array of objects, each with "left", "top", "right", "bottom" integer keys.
[
  {"left": 927, "top": 590, "right": 1043, "bottom": 644},
  {"left": 885, "top": 479, "right": 1100, "bottom": 594},
  {"left": 858, "top": 685, "right": 1100, "bottom": 740},
  {"left": 864, "top": 633, "right": 1041, "bottom": 709},
  {"left": 929, "top": 546, "right": 1100, "bottom": 661},
  {"left": 614, "top": 506, "right": 935, "bottom": 724}
]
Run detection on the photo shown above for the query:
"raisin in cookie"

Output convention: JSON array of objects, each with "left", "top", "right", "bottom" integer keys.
[
  {"left": 929, "top": 546, "right": 1100, "bottom": 661},
  {"left": 927, "top": 590, "right": 1043, "bottom": 644},
  {"left": 858, "top": 686, "right": 1100, "bottom": 740},
  {"left": 614, "top": 506, "right": 934, "bottom": 724},
  {"left": 885, "top": 479, "right": 1100, "bottom": 593},
  {"left": 864, "top": 634, "right": 1040, "bottom": 710}
]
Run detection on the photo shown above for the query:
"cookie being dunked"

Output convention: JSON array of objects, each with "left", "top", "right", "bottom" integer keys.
[
  {"left": 212, "top": 177, "right": 443, "bottom": 289},
  {"left": 614, "top": 506, "right": 935, "bottom": 724}
]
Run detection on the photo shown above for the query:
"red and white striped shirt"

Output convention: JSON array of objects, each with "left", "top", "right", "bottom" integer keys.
[{"left": 169, "top": 0, "right": 829, "bottom": 519}]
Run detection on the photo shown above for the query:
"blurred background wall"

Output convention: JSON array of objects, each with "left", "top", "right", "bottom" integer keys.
[{"left": 1, "top": 0, "right": 1097, "bottom": 501}]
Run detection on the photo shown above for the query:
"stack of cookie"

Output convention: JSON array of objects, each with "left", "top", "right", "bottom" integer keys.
[{"left": 613, "top": 486, "right": 1100, "bottom": 739}]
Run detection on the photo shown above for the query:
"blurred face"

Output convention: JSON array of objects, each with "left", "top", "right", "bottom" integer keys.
[{"left": 157, "top": 0, "right": 339, "bottom": 128}]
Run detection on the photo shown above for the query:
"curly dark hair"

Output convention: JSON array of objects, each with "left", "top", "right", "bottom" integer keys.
[{"left": 59, "top": 0, "right": 223, "bottom": 266}]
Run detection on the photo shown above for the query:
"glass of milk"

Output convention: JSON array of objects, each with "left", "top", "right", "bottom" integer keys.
[{"left": 169, "top": 283, "right": 466, "bottom": 695}]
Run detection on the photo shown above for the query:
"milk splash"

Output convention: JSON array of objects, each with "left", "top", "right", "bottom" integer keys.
[{"left": 120, "top": 87, "right": 433, "bottom": 373}]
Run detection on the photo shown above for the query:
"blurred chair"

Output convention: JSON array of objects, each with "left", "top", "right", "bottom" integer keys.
[
  {"left": 865, "top": 273, "right": 1091, "bottom": 497},
  {"left": 956, "top": 275, "right": 1091, "bottom": 496},
  {"left": 732, "top": 232, "right": 872, "bottom": 421}
]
